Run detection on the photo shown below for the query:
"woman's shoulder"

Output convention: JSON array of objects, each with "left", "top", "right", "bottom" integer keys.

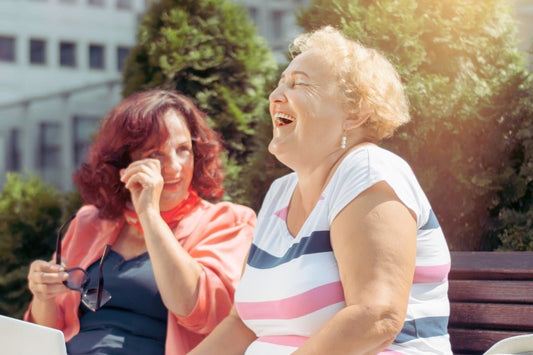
[
  {"left": 339, "top": 145, "right": 413, "bottom": 178},
  {"left": 195, "top": 199, "right": 256, "bottom": 224},
  {"left": 346, "top": 144, "right": 407, "bottom": 165},
  {"left": 75, "top": 205, "right": 100, "bottom": 219},
  {"left": 72, "top": 205, "right": 114, "bottom": 227},
  {"left": 69, "top": 205, "right": 122, "bottom": 238}
]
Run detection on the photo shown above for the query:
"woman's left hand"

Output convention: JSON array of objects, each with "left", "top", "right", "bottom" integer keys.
[{"left": 120, "top": 158, "right": 164, "bottom": 215}]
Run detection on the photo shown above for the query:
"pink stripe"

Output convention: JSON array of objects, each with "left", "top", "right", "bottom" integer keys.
[
  {"left": 379, "top": 350, "right": 405, "bottom": 355},
  {"left": 236, "top": 281, "right": 344, "bottom": 320},
  {"left": 412, "top": 263, "right": 450, "bottom": 283},
  {"left": 274, "top": 206, "right": 288, "bottom": 221},
  {"left": 257, "top": 335, "right": 308, "bottom": 347}
]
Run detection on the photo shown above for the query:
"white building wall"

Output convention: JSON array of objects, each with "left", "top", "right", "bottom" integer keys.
[
  {"left": 514, "top": 0, "right": 533, "bottom": 70},
  {"left": 0, "top": 0, "right": 144, "bottom": 105},
  {"left": 234, "top": 0, "right": 308, "bottom": 63}
]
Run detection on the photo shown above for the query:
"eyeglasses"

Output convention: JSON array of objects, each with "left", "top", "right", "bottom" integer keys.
[{"left": 55, "top": 215, "right": 112, "bottom": 312}]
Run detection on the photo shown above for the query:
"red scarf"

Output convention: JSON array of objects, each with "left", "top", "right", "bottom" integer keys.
[{"left": 123, "top": 188, "right": 200, "bottom": 234}]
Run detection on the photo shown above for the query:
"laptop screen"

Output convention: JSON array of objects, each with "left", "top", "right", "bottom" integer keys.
[{"left": 0, "top": 315, "right": 67, "bottom": 355}]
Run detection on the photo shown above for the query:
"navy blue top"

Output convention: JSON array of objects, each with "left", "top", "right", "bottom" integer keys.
[{"left": 66, "top": 250, "right": 168, "bottom": 355}]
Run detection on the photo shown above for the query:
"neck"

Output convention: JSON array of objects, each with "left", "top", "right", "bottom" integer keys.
[{"left": 295, "top": 142, "right": 374, "bottom": 208}]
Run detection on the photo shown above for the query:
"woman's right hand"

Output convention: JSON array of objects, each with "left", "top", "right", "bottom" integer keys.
[{"left": 27, "top": 260, "right": 70, "bottom": 302}]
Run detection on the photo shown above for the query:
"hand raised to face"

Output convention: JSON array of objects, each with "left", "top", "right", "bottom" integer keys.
[{"left": 120, "top": 158, "right": 164, "bottom": 216}]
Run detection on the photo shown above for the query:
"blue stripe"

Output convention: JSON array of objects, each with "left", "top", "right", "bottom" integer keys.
[
  {"left": 247, "top": 230, "right": 332, "bottom": 269},
  {"left": 421, "top": 210, "right": 440, "bottom": 230},
  {"left": 394, "top": 316, "right": 449, "bottom": 343}
]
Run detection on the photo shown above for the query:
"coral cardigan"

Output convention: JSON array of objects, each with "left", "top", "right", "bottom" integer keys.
[{"left": 25, "top": 200, "right": 255, "bottom": 355}]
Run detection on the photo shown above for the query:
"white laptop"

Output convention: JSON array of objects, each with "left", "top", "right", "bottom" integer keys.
[{"left": 0, "top": 315, "right": 67, "bottom": 355}]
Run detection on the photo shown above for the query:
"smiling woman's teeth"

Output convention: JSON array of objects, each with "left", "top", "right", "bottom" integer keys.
[{"left": 275, "top": 113, "right": 294, "bottom": 126}]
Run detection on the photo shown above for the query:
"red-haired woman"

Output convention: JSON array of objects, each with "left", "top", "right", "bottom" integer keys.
[{"left": 25, "top": 89, "right": 255, "bottom": 355}]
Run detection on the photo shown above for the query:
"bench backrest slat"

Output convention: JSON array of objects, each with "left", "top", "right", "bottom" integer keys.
[
  {"left": 449, "top": 280, "right": 533, "bottom": 303},
  {"left": 449, "top": 252, "right": 533, "bottom": 280},
  {"left": 448, "top": 251, "right": 533, "bottom": 355},
  {"left": 450, "top": 303, "right": 533, "bottom": 330}
]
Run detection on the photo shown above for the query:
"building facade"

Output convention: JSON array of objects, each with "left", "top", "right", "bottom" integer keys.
[
  {"left": 0, "top": 0, "right": 148, "bottom": 190},
  {"left": 514, "top": 0, "right": 533, "bottom": 69},
  {"left": 0, "top": 0, "right": 531, "bottom": 191}
]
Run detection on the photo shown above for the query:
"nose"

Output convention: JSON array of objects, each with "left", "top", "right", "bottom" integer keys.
[
  {"left": 269, "top": 85, "right": 286, "bottom": 103},
  {"left": 162, "top": 151, "right": 183, "bottom": 176}
]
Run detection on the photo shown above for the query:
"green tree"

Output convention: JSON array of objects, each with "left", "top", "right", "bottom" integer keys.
[
  {"left": 0, "top": 173, "right": 81, "bottom": 318},
  {"left": 297, "top": 0, "right": 531, "bottom": 250},
  {"left": 484, "top": 76, "right": 533, "bottom": 251},
  {"left": 122, "top": 0, "right": 284, "bottom": 209}
]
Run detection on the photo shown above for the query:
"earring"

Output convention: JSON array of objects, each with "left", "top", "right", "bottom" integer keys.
[{"left": 341, "top": 134, "right": 347, "bottom": 149}]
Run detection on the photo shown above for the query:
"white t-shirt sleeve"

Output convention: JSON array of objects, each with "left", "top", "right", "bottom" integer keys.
[{"left": 327, "top": 146, "right": 431, "bottom": 229}]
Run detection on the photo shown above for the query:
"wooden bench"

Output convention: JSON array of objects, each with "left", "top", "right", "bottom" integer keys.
[{"left": 448, "top": 251, "right": 533, "bottom": 354}]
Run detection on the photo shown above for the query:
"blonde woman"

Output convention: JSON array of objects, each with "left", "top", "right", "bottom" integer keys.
[{"left": 190, "top": 26, "right": 452, "bottom": 354}]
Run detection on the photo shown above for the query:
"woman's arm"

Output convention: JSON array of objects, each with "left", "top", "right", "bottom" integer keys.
[
  {"left": 139, "top": 210, "right": 204, "bottom": 316},
  {"left": 119, "top": 158, "right": 204, "bottom": 316},
  {"left": 187, "top": 306, "right": 257, "bottom": 355},
  {"left": 121, "top": 158, "right": 254, "bottom": 325},
  {"left": 294, "top": 181, "right": 417, "bottom": 354}
]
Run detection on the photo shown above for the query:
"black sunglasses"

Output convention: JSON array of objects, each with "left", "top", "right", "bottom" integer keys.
[{"left": 55, "top": 215, "right": 112, "bottom": 312}]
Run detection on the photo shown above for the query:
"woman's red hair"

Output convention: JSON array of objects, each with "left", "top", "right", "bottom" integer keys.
[{"left": 73, "top": 89, "right": 224, "bottom": 220}]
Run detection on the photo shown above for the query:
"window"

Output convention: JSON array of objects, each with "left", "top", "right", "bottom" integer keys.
[
  {"left": 6, "top": 129, "right": 21, "bottom": 172},
  {"left": 74, "top": 116, "right": 99, "bottom": 168},
  {"left": 0, "top": 36, "right": 15, "bottom": 62},
  {"left": 116, "top": 46, "right": 130, "bottom": 71},
  {"left": 39, "top": 122, "right": 62, "bottom": 185},
  {"left": 89, "top": 44, "right": 105, "bottom": 69},
  {"left": 271, "top": 10, "right": 284, "bottom": 39},
  {"left": 59, "top": 41, "right": 76, "bottom": 67},
  {"left": 30, "top": 39, "right": 46, "bottom": 65},
  {"left": 116, "top": 0, "right": 131, "bottom": 10},
  {"left": 247, "top": 7, "right": 258, "bottom": 22}
]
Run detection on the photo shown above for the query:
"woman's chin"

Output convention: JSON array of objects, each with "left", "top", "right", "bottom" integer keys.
[{"left": 159, "top": 192, "right": 187, "bottom": 212}]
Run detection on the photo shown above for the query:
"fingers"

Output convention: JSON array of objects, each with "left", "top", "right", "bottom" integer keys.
[
  {"left": 120, "top": 159, "right": 164, "bottom": 211},
  {"left": 121, "top": 160, "right": 163, "bottom": 190},
  {"left": 120, "top": 159, "right": 161, "bottom": 183},
  {"left": 28, "top": 260, "right": 69, "bottom": 301}
]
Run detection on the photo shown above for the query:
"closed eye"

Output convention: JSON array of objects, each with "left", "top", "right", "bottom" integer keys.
[{"left": 147, "top": 151, "right": 162, "bottom": 159}]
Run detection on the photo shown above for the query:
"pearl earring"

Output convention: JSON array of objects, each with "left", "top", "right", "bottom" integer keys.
[{"left": 341, "top": 135, "right": 347, "bottom": 149}]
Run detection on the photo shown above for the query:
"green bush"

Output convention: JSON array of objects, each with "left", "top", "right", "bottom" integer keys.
[
  {"left": 0, "top": 173, "right": 81, "bottom": 318},
  {"left": 484, "top": 77, "right": 533, "bottom": 251}
]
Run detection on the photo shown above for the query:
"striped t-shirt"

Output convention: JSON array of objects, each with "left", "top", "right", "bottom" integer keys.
[{"left": 235, "top": 145, "right": 453, "bottom": 354}]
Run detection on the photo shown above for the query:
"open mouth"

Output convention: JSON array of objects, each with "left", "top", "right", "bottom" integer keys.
[{"left": 274, "top": 112, "right": 295, "bottom": 127}]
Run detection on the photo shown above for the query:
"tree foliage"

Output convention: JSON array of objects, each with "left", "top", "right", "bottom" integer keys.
[
  {"left": 484, "top": 76, "right": 533, "bottom": 251},
  {"left": 122, "top": 0, "right": 285, "bottom": 209},
  {"left": 0, "top": 173, "right": 81, "bottom": 318},
  {"left": 297, "top": 0, "right": 532, "bottom": 250}
]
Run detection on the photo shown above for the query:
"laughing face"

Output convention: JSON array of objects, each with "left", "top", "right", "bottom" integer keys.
[
  {"left": 268, "top": 50, "right": 348, "bottom": 170},
  {"left": 130, "top": 110, "right": 194, "bottom": 212}
]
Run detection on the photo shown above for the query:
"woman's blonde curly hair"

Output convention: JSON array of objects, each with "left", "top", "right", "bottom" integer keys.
[{"left": 289, "top": 26, "right": 410, "bottom": 141}]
